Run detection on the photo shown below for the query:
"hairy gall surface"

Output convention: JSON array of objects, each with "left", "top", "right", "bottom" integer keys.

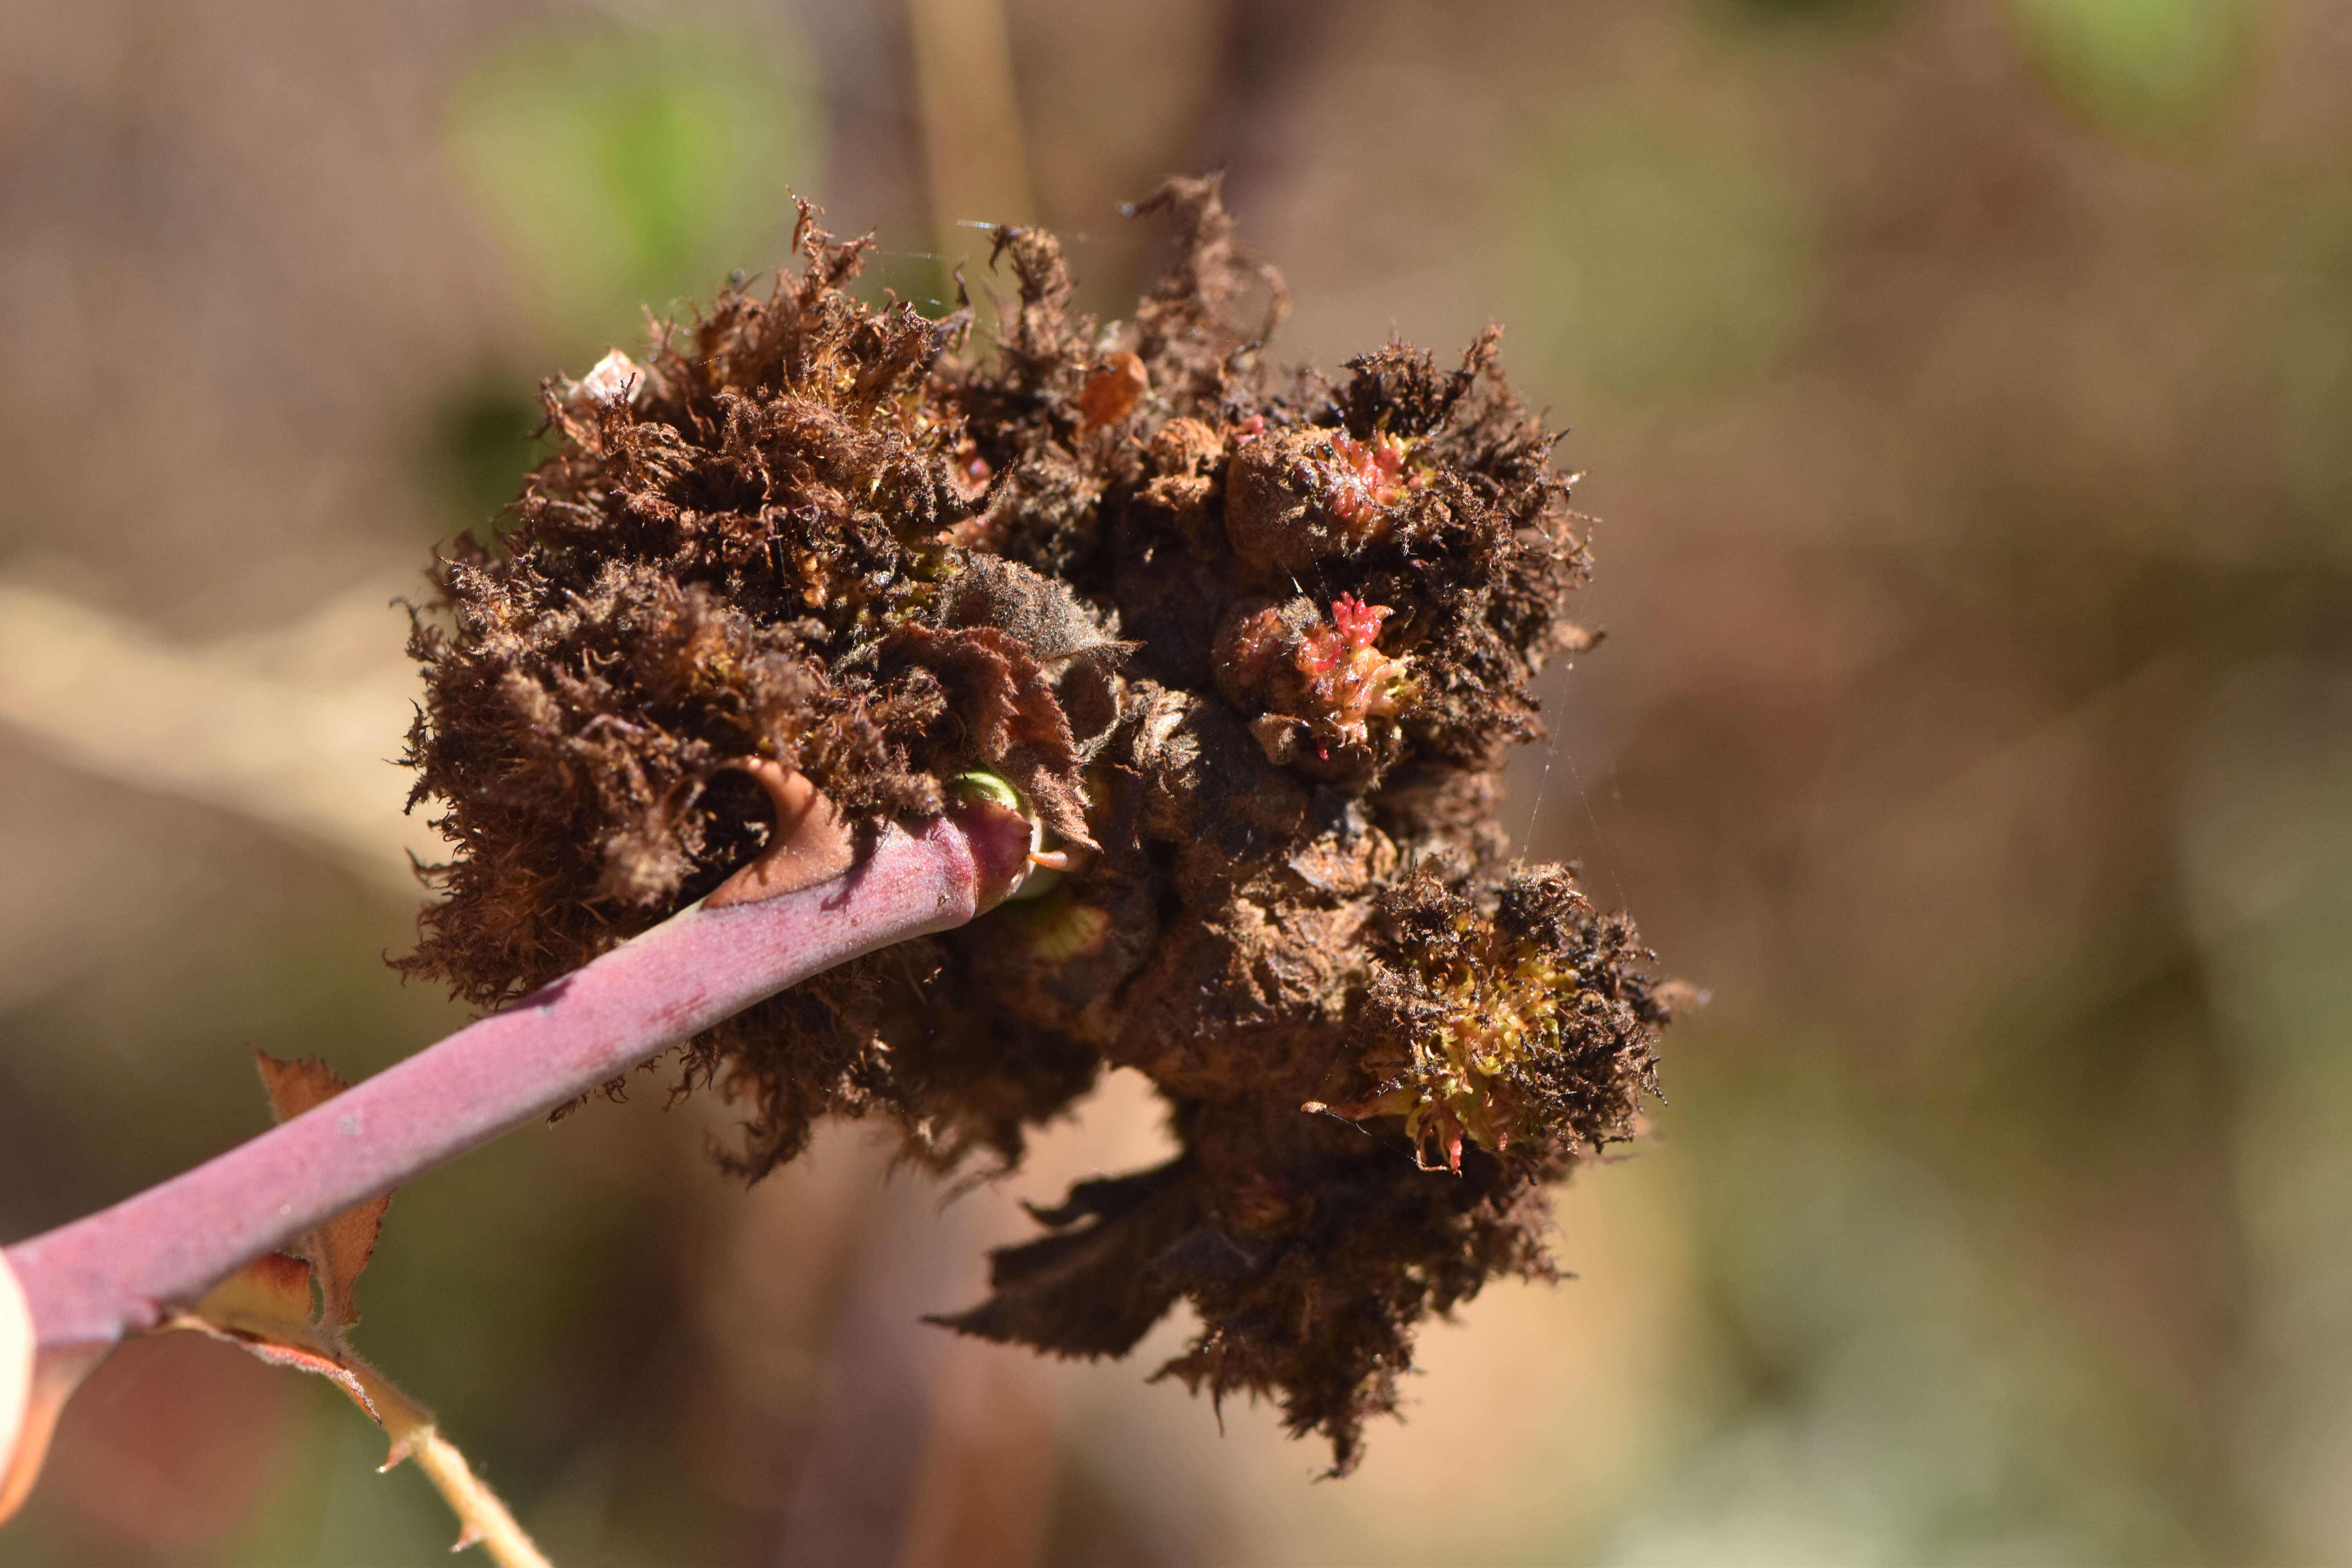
[{"left": 400, "top": 177, "right": 1672, "bottom": 1470}]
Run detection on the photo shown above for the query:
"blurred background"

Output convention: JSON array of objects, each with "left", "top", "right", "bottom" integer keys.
[{"left": 1, "top": 0, "right": 2348, "bottom": 1562}]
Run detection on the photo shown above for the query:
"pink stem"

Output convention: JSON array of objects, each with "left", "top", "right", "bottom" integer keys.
[{"left": 3, "top": 804, "right": 1033, "bottom": 1354}]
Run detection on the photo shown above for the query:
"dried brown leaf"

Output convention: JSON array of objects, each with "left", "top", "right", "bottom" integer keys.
[
  {"left": 182, "top": 1252, "right": 381, "bottom": 1417},
  {"left": 252, "top": 1051, "right": 390, "bottom": 1332}
]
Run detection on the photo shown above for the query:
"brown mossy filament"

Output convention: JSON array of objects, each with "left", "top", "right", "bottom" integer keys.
[{"left": 401, "top": 174, "right": 1667, "bottom": 1472}]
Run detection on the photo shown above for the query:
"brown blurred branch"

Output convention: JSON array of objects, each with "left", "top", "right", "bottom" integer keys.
[
  {"left": 907, "top": 0, "right": 1037, "bottom": 249},
  {"left": 0, "top": 578, "right": 432, "bottom": 893}
]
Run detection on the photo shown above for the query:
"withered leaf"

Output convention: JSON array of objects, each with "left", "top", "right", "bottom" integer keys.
[
  {"left": 252, "top": 1051, "right": 390, "bottom": 1333},
  {"left": 183, "top": 1252, "right": 381, "bottom": 1419},
  {"left": 937, "top": 554, "right": 1132, "bottom": 671},
  {"left": 931, "top": 1160, "right": 1199, "bottom": 1357}
]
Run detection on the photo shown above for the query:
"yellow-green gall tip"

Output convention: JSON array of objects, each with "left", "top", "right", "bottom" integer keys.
[{"left": 1325, "top": 867, "right": 1666, "bottom": 1174}]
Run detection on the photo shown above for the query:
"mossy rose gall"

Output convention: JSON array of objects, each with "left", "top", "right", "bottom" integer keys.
[{"left": 400, "top": 176, "right": 1673, "bottom": 1470}]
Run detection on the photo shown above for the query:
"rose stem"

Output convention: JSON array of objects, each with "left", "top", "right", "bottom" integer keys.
[{"left": 2, "top": 796, "right": 1033, "bottom": 1357}]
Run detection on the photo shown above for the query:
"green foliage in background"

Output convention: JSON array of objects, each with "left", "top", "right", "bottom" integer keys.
[
  {"left": 2272, "top": 191, "right": 2352, "bottom": 558},
  {"left": 445, "top": 19, "right": 819, "bottom": 341},
  {"left": 430, "top": 18, "right": 819, "bottom": 540},
  {"left": 1721, "top": 0, "right": 1905, "bottom": 27},
  {"left": 2004, "top": 0, "right": 2260, "bottom": 134},
  {"left": 1509, "top": 109, "right": 1817, "bottom": 408},
  {"left": 425, "top": 379, "right": 555, "bottom": 543}
]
